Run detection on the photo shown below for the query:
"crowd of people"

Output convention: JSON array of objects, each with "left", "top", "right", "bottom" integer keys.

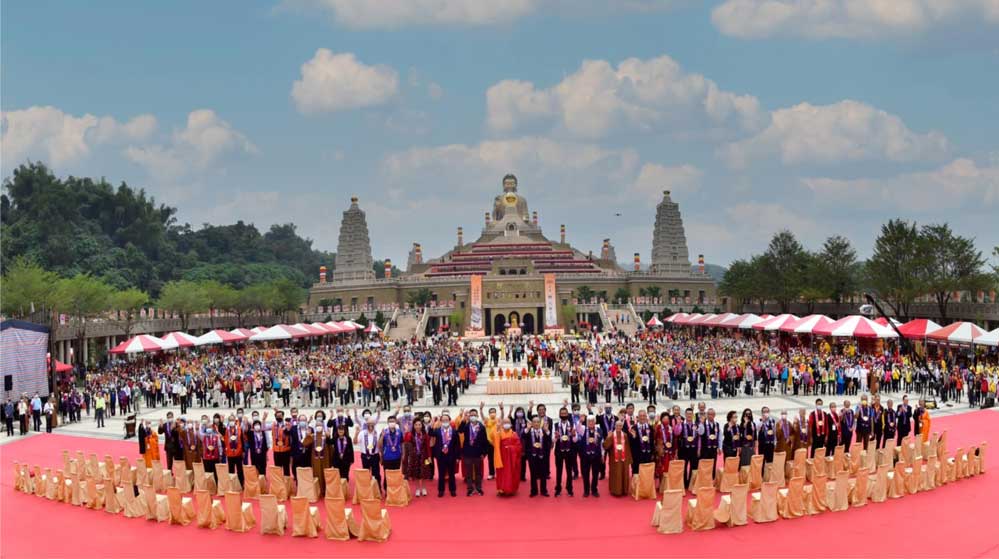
[{"left": 132, "top": 390, "right": 938, "bottom": 500}]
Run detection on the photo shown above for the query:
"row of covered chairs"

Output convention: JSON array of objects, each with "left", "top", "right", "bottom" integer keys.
[
  {"left": 12, "top": 453, "right": 398, "bottom": 543},
  {"left": 649, "top": 432, "right": 986, "bottom": 534}
]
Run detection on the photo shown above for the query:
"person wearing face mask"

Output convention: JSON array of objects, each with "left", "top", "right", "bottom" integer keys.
[
  {"left": 792, "top": 408, "right": 811, "bottom": 454},
  {"left": 202, "top": 421, "right": 221, "bottom": 485},
  {"left": 158, "top": 412, "right": 182, "bottom": 470},
  {"left": 482, "top": 403, "right": 503, "bottom": 480},
  {"left": 181, "top": 419, "right": 202, "bottom": 469},
  {"left": 431, "top": 413, "right": 459, "bottom": 497},
  {"left": 331, "top": 423, "right": 354, "bottom": 482},
  {"left": 578, "top": 416, "right": 603, "bottom": 497},
  {"left": 291, "top": 415, "right": 314, "bottom": 481},
  {"left": 266, "top": 410, "right": 293, "bottom": 476},
  {"left": 698, "top": 408, "right": 720, "bottom": 478},
  {"left": 855, "top": 396, "right": 873, "bottom": 450},
  {"left": 381, "top": 416, "right": 403, "bottom": 491},
  {"left": 839, "top": 400, "right": 854, "bottom": 449},
  {"left": 808, "top": 399, "right": 828, "bottom": 458},
  {"left": 510, "top": 407, "right": 530, "bottom": 482},
  {"left": 628, "top": 410, "right": 654, "bottom": 478},
  {"left": 311, "top": 422, "right": 331, "bottom": 497},
  {"left": 602, "top": 419, "right": 632, "bottom": 497},
  {"left": 225, "top": 415, "right": 246, "bottom": 487},
  {"left": 248, "top": 419, "right": 269, "bottom": 477},
  {"left": 552, "top": 407, "right": 577, "bottom": 497},
  {"left": 489, "top": 416, "right": 522, "bottom": 496},
  {"left": 757, "top": 407, "right": 776, "bottom": 464},
  {"left": 596, "top": 404, "right": 616, "bottom": 480},
  {"left": 775, "top": 410, "right": 793, "bottom": 456},
  {"left": 722, "top": 411, "right": 740, "bottom": 460},
  {"left": 402, "top": 418, "right": 433, "bottom": 497},
  {"left": 138, "top": 419, "right": 159, "bottom": 468},
  {"left": 825, "top": 402, "right": 841, "bottom": 456},
  {"left": 522, "top": 416, "right": 552, "bottom": 497},
  {"left": 458, "top": 410, "right": 489, "bottom": 496},
  {"left": 355, "top": 416, "right": 382, "bottom": 488},
  {"left": 738, "top": 409, "right": 756, "bottom": 468}
]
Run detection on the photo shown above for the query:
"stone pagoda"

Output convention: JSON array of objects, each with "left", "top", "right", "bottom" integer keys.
[
  {"left": 332, "top": 196, "right": 375, "bottom": 282},
  {"left": 649, "top": 190, "right": 693, "bottom": 276}
]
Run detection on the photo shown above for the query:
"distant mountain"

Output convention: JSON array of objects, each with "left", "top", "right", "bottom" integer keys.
[{"left": 694, "top": 263, "right": 727, "bottom": 283}]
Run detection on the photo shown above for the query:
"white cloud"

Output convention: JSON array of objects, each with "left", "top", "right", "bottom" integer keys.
[
  {"left": 291, "top": 49, "right": 400, "bottom": 114},
  {"left": 803, "top": 157, "right": 999, "bottom": 212},
  {"left": 285, "top": 0, "right": 538, "bottom": 28},
  {"left": 124, "top": 109, "right": 256, "bottom": 180},
  {"left": 631, "top": 163, "right": 702, "bottom": 202},
  {"left": 712, "top": 0, "right": 999, "bottom": 40},
  {"left": 1, "top": 106, "right": 156, "bottom": 169},
  {"left": 721, "top": 100, "right": 949, "bottom": 168},
  {"left": 485, "top": 54, "right": 764, "bottom": 139}
]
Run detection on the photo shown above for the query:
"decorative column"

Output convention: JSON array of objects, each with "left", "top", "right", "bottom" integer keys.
[
  {"left": 634, "top": 252, "right": 641, "bottom": 271},
  {"left": 457, "top": 227, "right": 464, "bottom": 247},
  {"left": 385, "top": 259, "right": 392, "bottom": 279},
  {"left": 319, "top": 265, "right": 327, "bottom": 283},
  {"left": 560, "top": 224, "right": 565, "bottom": 244},
  {"left": 698, "top": 254, "right": 705, "bottom": 275}
]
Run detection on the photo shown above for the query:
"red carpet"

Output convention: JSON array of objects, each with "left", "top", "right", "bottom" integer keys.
[{"left": 2, "top": 411, "right": 996, "bottom": 559}]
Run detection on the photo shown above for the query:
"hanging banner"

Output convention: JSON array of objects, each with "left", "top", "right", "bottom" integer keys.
[
  {"left": 468, "top": 274, "right": 484, "bottom": 334},
  {"left": 544, "top": 273, "right": 560, "bottom": 331}
]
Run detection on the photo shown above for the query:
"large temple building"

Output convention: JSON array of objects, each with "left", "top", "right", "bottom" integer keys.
[{"left": 309, "top": 174, "right": 717, "bottom": 335}]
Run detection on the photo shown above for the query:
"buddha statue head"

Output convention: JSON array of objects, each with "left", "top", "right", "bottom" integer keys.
[{"left": 502, "top": 174, "right": 518, "bottom": 193}]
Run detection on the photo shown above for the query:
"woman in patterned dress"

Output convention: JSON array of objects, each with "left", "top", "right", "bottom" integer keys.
[{"left": 402, "top": 417, "right": 434, "bottom": 496}]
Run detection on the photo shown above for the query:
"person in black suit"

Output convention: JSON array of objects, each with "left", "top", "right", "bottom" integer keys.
[
  {"left": 432, "top": 413, "right": 459, "bottom": 497},
  {"left": 522, "top": 416, "right": 552, "bottom": 497},
  {"left": 678, "top": 408, "right": 699, "bottom": 489},
  {"left": 158, "top": 413, "right": 183, "bottom": 470},
  {"left": 457, "top": 410, "right": 489, "bottom": 495},
  {"left": 628, "top": 410, "right": 655, "bottom": 475},
  {"left": 552, "top": 407, "right": 577, "bottom": 497},
  {"left": 290, "top": 415, "right": 314, "bottom": 481},
  {"left": 699, "top": 408, "right": 720, "bottom": 478},
  {"left": 577, "top": 416, "right": 603, "bottom": 497},
  {"left": 330, "top": 423, "right": 354, "bottom": 481},
  {"left": 594, "top": 403, "right": 616, "bottom": 480},
  {"left": 246, "top": 419, "right": 269, "bottom": 476},
  {"left": 896, "top": 395, "right": 913, "bottom": 445}
]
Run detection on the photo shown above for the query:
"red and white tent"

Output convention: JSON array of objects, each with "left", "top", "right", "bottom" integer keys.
[
  {"left": 780, "top": 314, "right": 833, "bottom": 334},
  {"left": 926, "top": 321, "right": 985, "bottom": 344},
  {"left": 874, "top": 317, "right": 903, "bottom": 328},
  {"left": 229, "top": 328, "right": 254, "bottom": 340},
  {"left": 896, "top": 318, "right": 942, "bottom": 340},
  {"left": 813, "top": 315, "right": 898, "bottom": 339},
  {"left": 197, "top": 329, "right": 246, "bottom": 345},
  {"left": 646, "top": 315, "right": 664, "bottom": 328},
  {"left": 675, "top": 313, "right": 702, "bottom": 325},
  {"left": 309, "top": 322, "right": 338, "bottom": 334},
  {"left": 291, "top": 323, "right": 328, "bottom": 337},
  {"left": 250, "top": 324, "right": 310, "bottom": 341},
  {"left": 736, "top": 314, "right": 768, "bottom": 329},
  {"left": 752, "top": 314, "right": 798, "bottom": 331},
  {"left": 973, "top": 328, "right": 999, "bottom": 347},
  {"left": 341, "top": 320, "right": 365, "bottom": 330},
  {"left": 690, "top": 314, "right": 718, "bottom": 325},
  {"left": 365, "top": 323, "right": 382, "bottom": 334},
  {"left": 250, "top": 327, "right": 266, "bottom": 334},
  {"left": 324, "top": 321, "right": 352, "bottom": 334},
  {"left": 703, "top": 313, "right": 737, "bottom": 327},
  {"left": 161, "top": 331, "right": 199, "bottom": 348},
  {"left": 665, "top": 313, "right": 689, "bottom": 323},
  {"left": 109, "top": 334, "right": 177, "bottom": 354}
]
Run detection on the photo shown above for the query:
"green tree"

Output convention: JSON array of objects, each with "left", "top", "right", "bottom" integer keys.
[
  {"left": 866, "top": 219, "right": 926, "bottom": 321},
  {"left": 447, "top": 309, "right": 465, "bottom": 331},
  {"left": 269, "top": 278, "right": 306, "bottom": 321},
  {"left": 612, "top": 287, "right": 631, "bottom": 304},
  {"left": 639, "top": 286, "right": 661, "bottom": 300},
  {"left": 574, "top": 285, "right": 595, "bottom": 303},
  {"left": 816, "top": 235, "right": 860, "bottom": 303},
  {"left": 719, "top": 255, "right": 769, "bottom": 312},
  {"left": 110, "top": 288, "right": 149, "bottom": 339},
  {"left": 56, "top": 274, "right": 114, "bottom": 364},
  {"left": 200, "top": 280, "right": 238, "bottom": 328},
  {"left": 406, "top": 287, "right": 433, "bottom": 307},
  {"left": 918, "top": 223, "right": 990, "bottom": 321},
  {"left": 158, "top": 280, "right": 208, "bottom": 331},
  {"left": 762, "top": 230, "right": 809, "bottom": 313},
  {"left": 241, "top": 283, "right": 276, "bottom": 320},
  {"left": 0, "top": 256, "right": 61, "bottom": 318},
  {"left": 356, "top": 313, "right": 370, "bottom": 328}
]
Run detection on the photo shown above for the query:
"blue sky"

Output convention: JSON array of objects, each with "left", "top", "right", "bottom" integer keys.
[{"left": 3, "top": 0, "right": 998, "bottom": 270}]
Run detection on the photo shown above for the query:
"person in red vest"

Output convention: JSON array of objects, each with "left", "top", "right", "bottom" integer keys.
[
  {"left": 225, "top": 414, "right": 245, "bottom": 487},
  {"left": 807, "top": 398, "right": 828, "bottom": 458}
]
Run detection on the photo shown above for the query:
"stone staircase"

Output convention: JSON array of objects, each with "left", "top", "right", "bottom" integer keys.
[
  {"left": 387, "top": 311, "right": 419, "bottom": 341},
  {"left": 415, "top": 308, "right": 430, "bottom": 340}
]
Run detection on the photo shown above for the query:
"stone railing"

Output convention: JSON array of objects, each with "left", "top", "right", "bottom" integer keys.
[{"left": 416, "top": 308, "right": 430, "bottom": 341}]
